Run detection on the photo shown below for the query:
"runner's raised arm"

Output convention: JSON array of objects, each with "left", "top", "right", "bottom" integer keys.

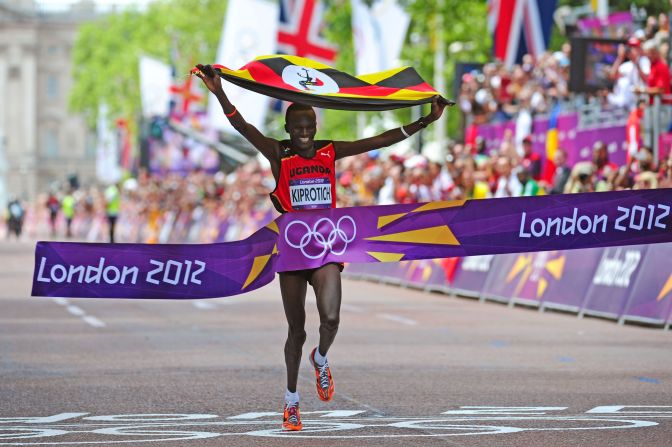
[
  {"left": 194, "top": 64, "right": 281, "bottom": 165},
  {"left": 333, "top": 96, "right": 449, "bottom": 160}
]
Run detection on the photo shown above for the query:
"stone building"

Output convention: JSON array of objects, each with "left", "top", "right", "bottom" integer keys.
[{"left": 0, "top": 0, "right": 97, "bottom": 206}]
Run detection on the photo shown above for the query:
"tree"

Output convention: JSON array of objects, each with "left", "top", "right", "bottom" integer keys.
[
  {"left": 69, "top": 0, "right": 227, "bottom": 130},
  {"left": 320, "top": 0, "right": 490, "bottom": 142}
]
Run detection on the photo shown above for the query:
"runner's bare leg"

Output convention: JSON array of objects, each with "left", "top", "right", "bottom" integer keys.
[
  {"left": 310, "top": 264, "right": 342, "bottom": 357},
  {"left": 279, "top": 271, "right": 308, "bottom": 392}
]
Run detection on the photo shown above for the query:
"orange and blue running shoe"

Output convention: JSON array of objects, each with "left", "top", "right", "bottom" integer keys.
[
  {"left": 282, "top": 402, "right": 302, "bottom": 431},
  {"left": 309, "top": 347, "right": 334, "bottom": 401}
]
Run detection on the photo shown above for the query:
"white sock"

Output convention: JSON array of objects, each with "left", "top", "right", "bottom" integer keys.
[
  {"left": 313, "top": 347, "right": 327, "bottom": 366},
  {"left": 285, "top": 389, "right": 299, "bottom": 405}
]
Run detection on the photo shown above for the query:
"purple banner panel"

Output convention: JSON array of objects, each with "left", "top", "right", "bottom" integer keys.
[
  {"left": 479, "top": 254, "right": 519, "bottom": 303},
  {"left": 478, "top": 113, "right": 627, "bottom": 167},
  {"left": 402, "top": 259, "right": 447, "bottom": 290},
  {"left": 537, "top": 248, "right": 604, "bottom": 311},
  {"left": 450, "top": 255, "right": 495, "bottom": 297},
  {"left": 621, "top": 243, "right": 672, "bottom": 324},
  {"left": 580, "top": 245, "right": 649, "bottom": 318},
  {"left": 32, "top": 226, "right": 278, "bottom": 299},
  {"left": 33, "top": 189, "right": 672, "bottom": 300},
  {"left": 482, "top": 249, "right": 603, "bottom": 310}
]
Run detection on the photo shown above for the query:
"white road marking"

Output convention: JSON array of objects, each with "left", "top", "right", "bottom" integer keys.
[
  {"left": 376, "top": 313, "right": 417, "bottom": 326},
  {"left": 66, "top": 305, "right": 85, "bottom": 317},
  {"left": 82, "top": 316, "right": 106, "bottom": 328},
  {"left": 193, "top": 301, "right": 217, "bottom": 310},
  {"left": 0, "top": 409, "right": 665, "bottom": 442},
  {"left": 52, "top": 297, "right": 106, "bottom": 329},
  {"left": 341, "top": 304, "right": 365, "bottom": 314}
]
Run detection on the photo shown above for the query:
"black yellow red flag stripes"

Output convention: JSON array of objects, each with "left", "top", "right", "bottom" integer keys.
[{"left": 197, "top": 55, "right": 451, "bottom": 111}]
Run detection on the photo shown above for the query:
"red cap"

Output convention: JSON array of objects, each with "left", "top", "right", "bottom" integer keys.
[
  {"left": 627, "top": 37, "right": 641, "bottom": 47},
  {"left": 523, "top": 135, "right": 533, "bottom": 144}
]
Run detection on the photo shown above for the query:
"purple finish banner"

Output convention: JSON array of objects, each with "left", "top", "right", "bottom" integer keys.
[{"left": 32, "top": 189, "right": 672, "bottom": 299}]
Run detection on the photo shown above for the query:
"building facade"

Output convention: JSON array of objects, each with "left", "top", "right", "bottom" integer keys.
[{"left": 0, "top": 0, "right": 97, "bottom": 206}]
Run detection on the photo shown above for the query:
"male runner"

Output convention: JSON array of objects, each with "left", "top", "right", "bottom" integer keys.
[{"left": 195, "top": 63, "right": 447, "bottom": 431}]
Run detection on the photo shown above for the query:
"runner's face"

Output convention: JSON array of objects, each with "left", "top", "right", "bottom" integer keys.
[{"left": 286, "top": 110, "right": 317, "bottom": 153}]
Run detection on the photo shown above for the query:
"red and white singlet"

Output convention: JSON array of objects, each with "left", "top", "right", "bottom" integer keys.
[{"left": 270, "top": 140, "right": 337, "bottom": 213}]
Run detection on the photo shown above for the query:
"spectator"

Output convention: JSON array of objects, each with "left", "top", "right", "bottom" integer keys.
[
  {"left": 635, "top": 40, "right": 671, "bottom": 102},
  {"left": 521, "top": 135, "right": 542, "bottom": 180},
  {"left": 517, "top": 167, "right": 540, "bottom": 196},
  {"left": 6, "top": 198, "right": 24, "bottom": 239},
  {"left": 46, "top": 192, "right": 60, "bottom": 237},
  {"left": 494, "top": 156, "right": 523, "bottom": 198},
  {"left": 626, "top": 99, "right": 646, "bottom": 160},
  {"left": 607, "top": 38, "right": 650, "bottom": 108},
  {"left": 549, "top": 148, "right": 571, "bottom": 194}
]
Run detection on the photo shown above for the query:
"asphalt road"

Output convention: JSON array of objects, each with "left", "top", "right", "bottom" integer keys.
[{"left": 1, "top": 240, "right": 671, "bottom": 446}]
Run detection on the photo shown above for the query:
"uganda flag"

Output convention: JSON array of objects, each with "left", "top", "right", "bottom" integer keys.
[{"left": 200, "top": 55, "right": 451, "bottom": 111}]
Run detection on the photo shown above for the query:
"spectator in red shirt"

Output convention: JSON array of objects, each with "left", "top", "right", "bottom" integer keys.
[
  {"left": 521, "top": 135, "right": 542, "bottom": 180},
  {"left": 636, "top": 40, "right": 671, "bottom": 103}
]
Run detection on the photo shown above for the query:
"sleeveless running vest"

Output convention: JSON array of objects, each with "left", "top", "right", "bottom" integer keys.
[{"left": 270, "top": 140, "right": 337, "bottom": 213}]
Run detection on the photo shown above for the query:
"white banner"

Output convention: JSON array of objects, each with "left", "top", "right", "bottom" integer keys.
[
  {"left": 96, "top": 104, "right": 122, "bottom": 184},
  {"left": 208, "top": 0, "right": 279, "bottom": 134},
  {"left": 139, "top": 56, "right": 172, "bottom": 118},
  {"left": 351, "top": 0, "right": 410, "bottom": 75}
]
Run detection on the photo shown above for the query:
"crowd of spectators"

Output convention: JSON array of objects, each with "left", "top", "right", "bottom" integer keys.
[{"left": 8, "top": 9, "right": 672, "bottom": 242}]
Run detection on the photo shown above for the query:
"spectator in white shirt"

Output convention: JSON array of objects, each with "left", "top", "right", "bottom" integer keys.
[{"left": 494, "top": 156, "right": 523, "bottom": 198}]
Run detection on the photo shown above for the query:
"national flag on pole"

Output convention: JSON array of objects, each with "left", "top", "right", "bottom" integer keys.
[
  {"left": 198, "top": 55, "right": 449, "bottom": 111},
  {"left": 489, "top": 0, "right": 557, "bottom": 68},
  {"left": 278, "top": 0, "right": 338, "bottom": 64}
]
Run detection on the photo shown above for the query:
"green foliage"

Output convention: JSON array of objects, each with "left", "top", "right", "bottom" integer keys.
[
  {"left": 70, "top": 0, "right": 227, "bottom": 129},
  {"left": 319, "top": 0, "right": 490, "bottom": 141}
]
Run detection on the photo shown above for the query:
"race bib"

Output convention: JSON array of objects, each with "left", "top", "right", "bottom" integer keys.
[{"left": 290, "top": 178, "right": 332, "bottom": 210}]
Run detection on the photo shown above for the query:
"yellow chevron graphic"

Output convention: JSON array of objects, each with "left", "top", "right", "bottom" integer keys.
[
  {"left": 506, "top": 254, "right": 532, "bottom": 283},
  {"left": 545, "top": 255, "right": 566, "bottom": 280},
  {"left": 365, "top": 225, "right": 459, "bottom": 245},
  {"left": 537, "top": 277, "right": 548, "bottom": 298},
  {"left": 377, "top": 213, "right": 408, "bottom": 229},
  {"left": 367, "top": 251, "right": 405, "bottom": 262},
  {"left": 376, "top": 200, "right": 465, "bottom": 229},
  {"left": 242, "top": 254, "right": 272, "bottom": 290},
  {"left": 266, "top": 221, "right": 279, "bottom": 234},
  {"left": 411, "top": 200, "right": 466, "bottom": 213},
  {"left": 657, "top": 274, "right": 672, "bottom": 301}
]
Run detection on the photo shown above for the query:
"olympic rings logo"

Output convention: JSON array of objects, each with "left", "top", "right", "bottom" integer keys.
[{"left": 284, "top": 216, "right": 357, "bottom": 259}]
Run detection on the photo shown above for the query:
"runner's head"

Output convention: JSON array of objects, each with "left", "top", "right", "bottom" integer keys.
[{"left": 285, "top": 103, "right": 317, "bottom": 152}]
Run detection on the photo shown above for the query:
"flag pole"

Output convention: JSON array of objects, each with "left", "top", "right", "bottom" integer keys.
[{"left": 433, "top": 0, "right": 446, "bottom": 160}]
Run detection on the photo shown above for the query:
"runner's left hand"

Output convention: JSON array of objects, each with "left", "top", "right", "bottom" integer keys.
[{"left": 426, "top": 96, "right": 450, "bottom": 123}]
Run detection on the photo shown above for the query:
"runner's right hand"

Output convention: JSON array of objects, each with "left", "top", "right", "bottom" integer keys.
[{"left": 194, "top": 64, "right": 223, "bottom": 94}]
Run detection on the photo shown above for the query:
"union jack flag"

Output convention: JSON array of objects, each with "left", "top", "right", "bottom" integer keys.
[
  {"left": 488, "top": 0, "right": 557, "bottom": 68},
  {"left": 278, "top": 0, "right": 338, "bottom": 64}
]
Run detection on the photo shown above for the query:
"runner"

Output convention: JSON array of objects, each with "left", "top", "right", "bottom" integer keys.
[{"left": 194, "top": 63, "right": 447, "bottom": 431}]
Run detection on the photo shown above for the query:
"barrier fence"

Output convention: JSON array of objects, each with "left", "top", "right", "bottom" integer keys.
[{"left": 344, "top": 245, "right": 672, "bottom": 330}]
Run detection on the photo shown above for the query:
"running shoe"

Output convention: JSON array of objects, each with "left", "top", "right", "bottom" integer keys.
[
  {"left": 309, "top": 347, "right": 334, "bottom": 401},
  {"left": 282, "top": 402, "right": 303, "bottom": 431}
]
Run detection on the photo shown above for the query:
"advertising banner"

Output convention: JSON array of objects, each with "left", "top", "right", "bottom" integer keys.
[
  {"left": 620, "top": 243, "right": 672, "bottom": 325},
  {"left": 450, "top": 255, "right": 495, "bottom": 298},
  {"left": 580, "top": 245, "right": 649, "bottom": 319}
]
